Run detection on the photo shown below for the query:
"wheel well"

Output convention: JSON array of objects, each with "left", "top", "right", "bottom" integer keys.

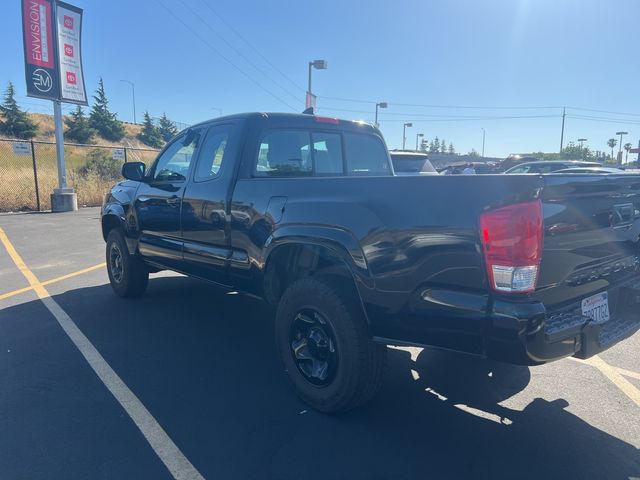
[
  {"left": 264, "top": 243, "right": 360, "bottom": 306},
  {"left": 101, "top": 214, "right": 122, "bottom": 241}
]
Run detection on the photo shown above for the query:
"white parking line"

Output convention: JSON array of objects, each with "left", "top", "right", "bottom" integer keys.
[{"left": 0, "top": 229, "right": 204, "bottom": 480}]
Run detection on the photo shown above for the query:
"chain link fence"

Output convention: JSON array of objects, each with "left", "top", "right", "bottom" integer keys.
[{"left": 0, "top": 138, "right": 160, "bottom": 212}]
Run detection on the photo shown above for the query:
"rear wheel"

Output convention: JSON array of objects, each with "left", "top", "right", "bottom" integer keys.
[
  {"left": 275, "top": 277, "right": 387, "bottom": 412},
  {"left": 106, "top": 229, "right": 149, "bottom": 298}
]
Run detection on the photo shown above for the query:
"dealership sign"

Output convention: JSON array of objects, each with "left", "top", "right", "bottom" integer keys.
[{"left": 21, "top": 0, "right": 87, "bottom": 105}]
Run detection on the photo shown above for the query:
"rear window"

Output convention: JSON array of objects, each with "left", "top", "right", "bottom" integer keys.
[
  {"left": 255, "top": 130, "right": 312, "bottom": 176},
  {"left": 254, "top": 129, "right": 390, "bottom": 177},
  {"left": 312, "top": 132, "right": 343, "bottom": 175},
  {"left": 344, "top": 133, "right": 391, "bottom": 176},
  {"left": 390, "top": 154, "right": 436, "bottom": 174}
]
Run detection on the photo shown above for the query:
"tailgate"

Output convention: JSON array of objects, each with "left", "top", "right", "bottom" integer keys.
[{"left": 535, "top": 173, "right": 640, "bottom": 310}]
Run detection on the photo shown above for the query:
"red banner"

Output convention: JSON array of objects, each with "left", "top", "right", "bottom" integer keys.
[{"left": 23, "top": 0, "right": 54, "bottom": 68}]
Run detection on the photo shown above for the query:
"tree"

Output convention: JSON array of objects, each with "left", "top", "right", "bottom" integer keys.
[
  {"left": 431, "top": 137, "right": 440, "bottom": 153},
  {"left": 448, "top": 142, "right": 455, "bottom": 155},
  {"left": 624, "top": 142, "right": 632, "bottom": 164},
  {"left": 561, "top": 141, "right": 595, "bottom": 161},
  {"left": 607, "top": 138, "right": 617, "bottom": 162},
  {"left": 64, "top": 105, "right": 96, "bottom": 144},
  {"left": 419, "top": 139, "right": 428, "bottom": 152},
  {"left": 0, "top": 82, "right": 37, "bottom": 139},
  {"left": 137, "top": 111, "right": 163, "bottom": 148},
  {"left": 89, "top": 78, "right": 125, "bottom": 141},
  {"left": 158, "top": 113, "right": 178, "bottom": 142},
  {"left": 440, "top": 138, "right": 447, "bottom": 153},
  {"left": 468, "top": 149, "right": 480, "bottom": 157}
]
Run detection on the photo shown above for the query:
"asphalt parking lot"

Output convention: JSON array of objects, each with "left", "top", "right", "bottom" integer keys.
[{"left": 0, "top": 207, "right": 638, "bottom": 480}]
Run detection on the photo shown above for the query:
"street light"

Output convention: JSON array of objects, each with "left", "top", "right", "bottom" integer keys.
[
  {"left": 375, "top": 102, "right": 388, "bottom": 128},
  {"left": 616, "top": 131, "right": 628, "bottom": 164},
  {"left": 120, "top": 79, "right": 136, "bottom": 124},
  {"left": 402, "top": 122, "right": 412, "bottom": 150},
  {"left": 307, "top": 59, "right": 327, "bottom": 110},
  {"left": 415, "top": 133, "right": 424, "bottom": 151},
  {"left": 577, "top": 138, "right": 588, "bottom": 159},
  {"left": 481, "top": 128, "right": 486, "bottom": 157}
]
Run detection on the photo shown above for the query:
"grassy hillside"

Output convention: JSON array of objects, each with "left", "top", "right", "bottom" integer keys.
[{"left": 27, "top": 112, "right": 150, "bottom": 149}]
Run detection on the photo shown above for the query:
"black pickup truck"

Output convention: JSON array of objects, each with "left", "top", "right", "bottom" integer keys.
[{"left": 101, "top": 112, "right": 640, "bottom": 412}]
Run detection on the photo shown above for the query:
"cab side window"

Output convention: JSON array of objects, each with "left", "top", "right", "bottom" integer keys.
[{"left": 152, "top": 131, "right": 200, "bottom": 182}]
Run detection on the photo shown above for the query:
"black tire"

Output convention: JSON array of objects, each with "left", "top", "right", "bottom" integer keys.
[
  {"left": 106, "top": 228, "right": 149, "bottom": 298},
  {"left": 275, "top": 277, "right": 387, "bottom": 413}
]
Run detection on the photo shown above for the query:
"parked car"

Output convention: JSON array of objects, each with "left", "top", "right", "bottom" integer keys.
[
  {"left": 504, "top": 160, "right": 602, "bottom": 174},
  {"left": 389, "top": 150, "right": 438, "bottom": 175},
  {"left": 439, "top": 161, "right": 498, "bottom": 175},
  {"left": 101, "top": 112, "right": 640, "bottom": 412},
  {"left": 554, "top": 167, "right": 624, "bottom": 174}
]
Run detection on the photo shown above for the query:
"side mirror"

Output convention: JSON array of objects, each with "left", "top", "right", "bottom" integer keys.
[{"left": 121, "top": 162, "right": 146, "bottom": 181}]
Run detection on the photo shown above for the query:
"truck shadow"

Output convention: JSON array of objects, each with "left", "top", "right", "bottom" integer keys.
[{"left": 1, "top": 275, "right": 638, "bottom": 479}]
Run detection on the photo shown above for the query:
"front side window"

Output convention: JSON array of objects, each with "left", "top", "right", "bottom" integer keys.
[
  {"left": 255, "top": 130, "right": 311, "bottom": 176},
  {"left": 194, "top": 125, "right": 231, "bottom": 181},
  {"left": 509, "top": 165, "right": 530, "bottom": 174},
  {"left": 152, "top": 130, "right": 200, "bottom": 181},
  {"left": 344, "top": 133, "right": 391, "bottom": 176}
]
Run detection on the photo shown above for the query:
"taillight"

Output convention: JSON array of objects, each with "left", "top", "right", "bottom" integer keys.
[{"left": 480, "top": 200, "right": 543, "bottom": 294}]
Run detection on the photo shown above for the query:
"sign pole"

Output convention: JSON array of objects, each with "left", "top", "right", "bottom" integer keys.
[{"left": 53, "top": 99, "right": 67, "bottom": 189}]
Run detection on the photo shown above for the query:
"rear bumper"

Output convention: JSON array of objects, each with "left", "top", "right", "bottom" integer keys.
[{"left": 488, "top": 277, "right": 640, "bottom": 365}]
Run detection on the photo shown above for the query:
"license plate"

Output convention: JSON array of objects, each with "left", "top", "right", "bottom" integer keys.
[{"left": 581, "top": 291, "right": 610, "bottom": 323}]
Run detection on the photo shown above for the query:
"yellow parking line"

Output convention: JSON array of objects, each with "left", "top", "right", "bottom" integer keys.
[
  {"left": 0, "top": 262, "right": 105, "bottom": 301},
  {"left": 615, "top": 366, "right": 640, "bottom": 381},
  {"left": 581, "top": 355, "right": 640, "bottom": 407}
]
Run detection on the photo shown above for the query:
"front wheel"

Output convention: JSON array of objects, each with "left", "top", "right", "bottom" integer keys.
[
  {"left": 106, "top": 229, "right": 149, "bottom": 298},
  {"left": 275, "top": 277, "right": 387, "bottom": 413}
]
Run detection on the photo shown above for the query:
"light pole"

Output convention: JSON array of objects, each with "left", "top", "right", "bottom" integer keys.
[
  {"left": 481, "top": 128, "right": 486, "bottom": 157},
  {"left": 120, "top": 79, "right": 136, "bottom": 124},
  {"left": 578, "top": 138, "right": 587, "bottom": 159},
  {"left": 307, "top": 59, "right": 327, "bottom": 110},
  {"left": 616, "top": 131, "right": 628, "bottom": 164},
  {"left": 375, "top": 102, "right": 388, "bottom": 128},
  {"left": 402, "top": 122, "right": 412, "bottom": 150},
  {"left": 416, "top": 133, "right": 424, "bottom": 151}
]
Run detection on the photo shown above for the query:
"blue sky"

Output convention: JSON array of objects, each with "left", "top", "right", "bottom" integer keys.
[{"left": 2, "top": 0, "right": 639, "bottom": 157}]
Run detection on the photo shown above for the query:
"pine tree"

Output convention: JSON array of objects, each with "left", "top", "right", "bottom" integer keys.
[
  {"left": 89, "top": 78, "right": 125, "bottom": 141},
  {"left": 440, "top": 138, "right": 447, "bottom": 153},
  {"left": 137, "top": 111, "right": 164, "bottom": 148},
  {"left": 0, "top": 82, "right": 38, "bottom": 139},
  {"left": 64, "top": 105, "right": 96, "bottom": 144},
  {"left": 158, "top": 113, "right": 178, "bottom": 142},
  {"left": 448, "top": 142, "right": 455, "bottom": 155},
  {"left": 432, "top": 137, "right": 440, "bottom": 153}
]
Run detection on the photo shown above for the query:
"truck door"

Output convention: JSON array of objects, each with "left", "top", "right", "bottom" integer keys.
[
  {"left": 134, "top": 128, "right": 202, "bottom": 268},
  {"left": 180, "top": 121, "right": 244, "bottom": 286}
]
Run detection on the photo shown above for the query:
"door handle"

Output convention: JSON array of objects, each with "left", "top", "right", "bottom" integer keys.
[{"left": 167, "top": 195, "right": 181, "bottom": 205}]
